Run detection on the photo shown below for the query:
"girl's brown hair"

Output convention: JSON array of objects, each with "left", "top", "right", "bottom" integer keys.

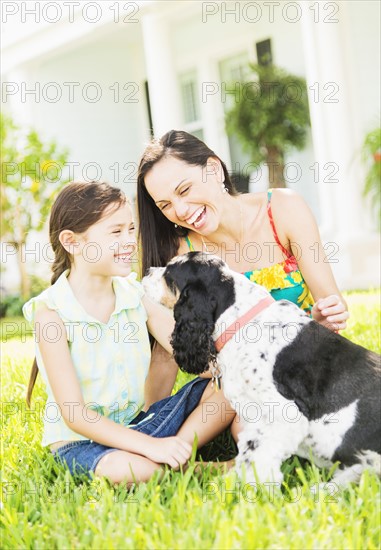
[
  {"left": 137, "top": 130, "right": 237, "bottom": 277},
  {"left": 26, "top": 181, "right": 126, "bottom": 407}
]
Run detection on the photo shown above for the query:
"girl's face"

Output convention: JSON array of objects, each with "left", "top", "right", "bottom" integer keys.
[
  {"left": 144, "top": 156, "right": 226, "bottom": 235},
  {"left": 78, "top": 201, "right": 138, "bottom": 276}
]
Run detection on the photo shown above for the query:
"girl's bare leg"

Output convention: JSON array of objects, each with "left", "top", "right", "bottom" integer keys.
[
  {"left": 96, "top": 381, "right": 237, "bottom": 486},
  {"left": 231, "top": 414, "right": 244, "bottom": 443},
  {"left": 95, "top": 450, "right": 163, "bottom": 486}
]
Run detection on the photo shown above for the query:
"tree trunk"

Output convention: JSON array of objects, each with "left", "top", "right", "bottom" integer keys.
[
  {"left": 17, "top": 242, "right": 31, "bottom": 299},
  {"left": 266, "top": 146, "right": 286, "bottom": 188},
  {"left": 13, "top": 204, "right": 30, "bottom": 299}
]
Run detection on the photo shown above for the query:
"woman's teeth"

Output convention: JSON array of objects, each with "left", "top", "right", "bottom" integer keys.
[{"left": 187, "top": 206, "right": 206, "bottom": 226}]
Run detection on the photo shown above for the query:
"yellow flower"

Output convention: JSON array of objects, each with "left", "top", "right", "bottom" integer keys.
[
  {"left": 249, "top": 263, "right": 294, "bottom": 291},
  {"left": 30, "top": 180, "right": 39, "bottom": 193},
  {"left": 297, "top": 282, "right": 314, "bottom": 311},
  {"left": 40, "top": 160, "right": 54, "bottom": 171},
  {"left": 290, "top": 271, "right": 302, "bottom": 284}
]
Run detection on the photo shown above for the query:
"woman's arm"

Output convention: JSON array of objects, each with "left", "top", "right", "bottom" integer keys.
[
  {"left": 35, "top": 308, "right": 191, "bottom": 468},
  {"left": 272, "top": 189, "right": 349, "bottom": 330},
  {"left": 142, "top": 295, "right": 175, "bottom": 354},
  {"left": 141, "top": 296, "right": 179, "bottom": 406},
  {"left": 144, "top": 342, "right": 179, "bottom": 408}
]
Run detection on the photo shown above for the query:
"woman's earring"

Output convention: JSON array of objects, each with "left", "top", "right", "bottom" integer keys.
[
  {"left": 221, "top": 183, "right": 228, "bottom": 194},
  {"left": 174, "top": 223, "right": 178, "bottom": 228}
]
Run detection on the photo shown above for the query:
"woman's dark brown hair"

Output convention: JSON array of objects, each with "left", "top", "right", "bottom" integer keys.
[
  {"left": 26, "top": 181, "right": 126, "bottom": 407},
  {"left": 137, "top": 130, "right": 237, "bottom": 277}
]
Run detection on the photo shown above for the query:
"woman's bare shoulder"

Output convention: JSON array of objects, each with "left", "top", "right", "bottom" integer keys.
[
  {"left": 268, "top": 188, "right": 303, "bottom": 205},
  {"left": 244, "top": 189, "right": 308, "bottom": 242},
  {"left": 269, "top": 188, "right": 311, "bottom": 221},
  {"left": 241, "top": 190, "right": 298, "bottom": 209},
  {"left": 242, "top": 191, "right": 266, "bottom": 206},
  {"left": 250, "top": 188, "right": 306, "bottom": 218}
]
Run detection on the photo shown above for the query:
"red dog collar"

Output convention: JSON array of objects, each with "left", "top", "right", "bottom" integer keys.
[{"left": 214, "top": 296, "right": 275, "bottom": 352}]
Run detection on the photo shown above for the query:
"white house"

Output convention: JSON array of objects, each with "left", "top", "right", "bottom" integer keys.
[{"left": 1, "top": 0, "right": 380, "bottom": 290}]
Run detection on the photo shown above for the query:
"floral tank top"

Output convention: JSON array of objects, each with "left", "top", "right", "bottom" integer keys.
[{"left": 185, "top": 189, "right": 314, "bottom": 314}]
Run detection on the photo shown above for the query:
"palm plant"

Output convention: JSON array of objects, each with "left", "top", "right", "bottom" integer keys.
[
  {"left": 225, "top": 63, "right": 311, "bottom": 188},
  {"left": 362, "top": 127, "right": 381, "bottom": 228}
]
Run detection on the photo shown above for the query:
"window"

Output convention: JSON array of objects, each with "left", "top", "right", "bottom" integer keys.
[
  {"left": 219, "top": 52, "right": 251, "bottom": 192},
  {"left": 219, "top": 52, "right": 251, "bottom": 109},
  {"left": 179, "top": 71, "right": 203, "bottom": 140}
]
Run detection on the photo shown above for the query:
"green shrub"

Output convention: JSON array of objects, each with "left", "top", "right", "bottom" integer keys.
[
  {"left": 0, "top": 274, "right": 49, "bottom": 318},
  {"left": 30, "top": 273, "right": 49, "bottom": 296},
  {"left": 0, "top": 294, "right": 24, "bottom": 318}
]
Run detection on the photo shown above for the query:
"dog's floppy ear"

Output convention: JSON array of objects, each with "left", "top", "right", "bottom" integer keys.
[{"left": 171, "top": 280, "right": 217, "bottom": 375}]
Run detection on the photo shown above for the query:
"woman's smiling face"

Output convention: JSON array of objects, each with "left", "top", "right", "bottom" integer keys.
[{"left": 144, "top": 155, "right": 225, "bottom": 235}]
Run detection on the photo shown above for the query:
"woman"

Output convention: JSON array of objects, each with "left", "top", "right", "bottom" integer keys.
[{"left": 137, "top": 130, "right": 349, "bottom": 434}]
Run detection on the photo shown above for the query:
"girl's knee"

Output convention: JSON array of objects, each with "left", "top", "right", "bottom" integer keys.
[
  {"left": 199, "top": 380, "right": 214, "bottom": 402},
  {"left": 95, "top": 450, "right": 160, "bottom": 485},
  {"left": 197, "top": 382, "right": 236, "bottom": 427},
  {"left": 200, "top": 380, "right": 233, "bottom": 406}
]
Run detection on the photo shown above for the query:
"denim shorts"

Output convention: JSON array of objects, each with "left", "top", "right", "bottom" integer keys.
[{"left": 52, "top": 377, "right": 210, "bottom": 478}]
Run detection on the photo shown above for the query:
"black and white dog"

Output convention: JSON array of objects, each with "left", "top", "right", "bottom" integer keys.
[{"left": 143, "top": 252, "right": 381, "bottom": 486}]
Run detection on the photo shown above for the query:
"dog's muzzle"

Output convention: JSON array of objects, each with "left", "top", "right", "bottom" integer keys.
[{"left": 142, "top": 267, "right": 179, "bottom": 309}]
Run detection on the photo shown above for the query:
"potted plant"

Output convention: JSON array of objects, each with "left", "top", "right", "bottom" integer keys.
[{"left": 225, "top": 63, "right": 311, "bottom": 188}]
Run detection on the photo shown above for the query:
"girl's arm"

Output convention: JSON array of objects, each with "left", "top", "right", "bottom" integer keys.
[
  {"left": 35, "top": 308, "right": 191, "bottom": 468},
  {"left": 273, "top": 189, "right": 349, "bottom": 330}
]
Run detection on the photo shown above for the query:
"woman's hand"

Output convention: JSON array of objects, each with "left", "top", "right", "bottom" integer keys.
[
  {"left": 143, "top": 436, "right": 192, "bottom": 469},
  {"left": 311, "top": 295, "right": 350, "bottom": 331}
]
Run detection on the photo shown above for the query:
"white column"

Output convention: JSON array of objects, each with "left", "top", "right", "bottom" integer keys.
[
  {"left": 198, "top": 59, "right": 231, "bottom": 165},
  {"left": 300, "top": 1, "right": 362, "bottom": 237},
  {"left": 140, "top": 10, "right": 183, "bottom": 137},
  {"left": 299, "top": 0, "right": 368, "bottom": 287}
]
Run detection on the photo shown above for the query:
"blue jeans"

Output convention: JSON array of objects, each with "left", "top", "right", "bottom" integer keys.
[{"left": 52, "top": 377, "right": 210, "bottom": 478}]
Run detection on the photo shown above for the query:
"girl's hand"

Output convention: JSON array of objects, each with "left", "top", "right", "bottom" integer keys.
[
  {"left": 143, "top": 436, "right": 192, "bottom": 469},
  {"left": 312, "top": 295, "right": 350, "bottom": 331}
]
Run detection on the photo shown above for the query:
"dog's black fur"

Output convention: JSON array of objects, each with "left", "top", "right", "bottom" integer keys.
[
  {"left": 165, "top": 254, "right": 235, "bottom": 375},
  {"left": 273, "top": 322, "right": 381, "bottom": 464}
]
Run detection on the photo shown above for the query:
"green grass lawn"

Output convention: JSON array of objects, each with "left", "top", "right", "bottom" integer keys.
[{"left": 1, "top": 290, "right": 380, "bottom": 549}]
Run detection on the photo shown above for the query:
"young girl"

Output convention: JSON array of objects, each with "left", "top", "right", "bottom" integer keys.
[{"left": 23, "top": 181, "right": 235, "bottom": 485}]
